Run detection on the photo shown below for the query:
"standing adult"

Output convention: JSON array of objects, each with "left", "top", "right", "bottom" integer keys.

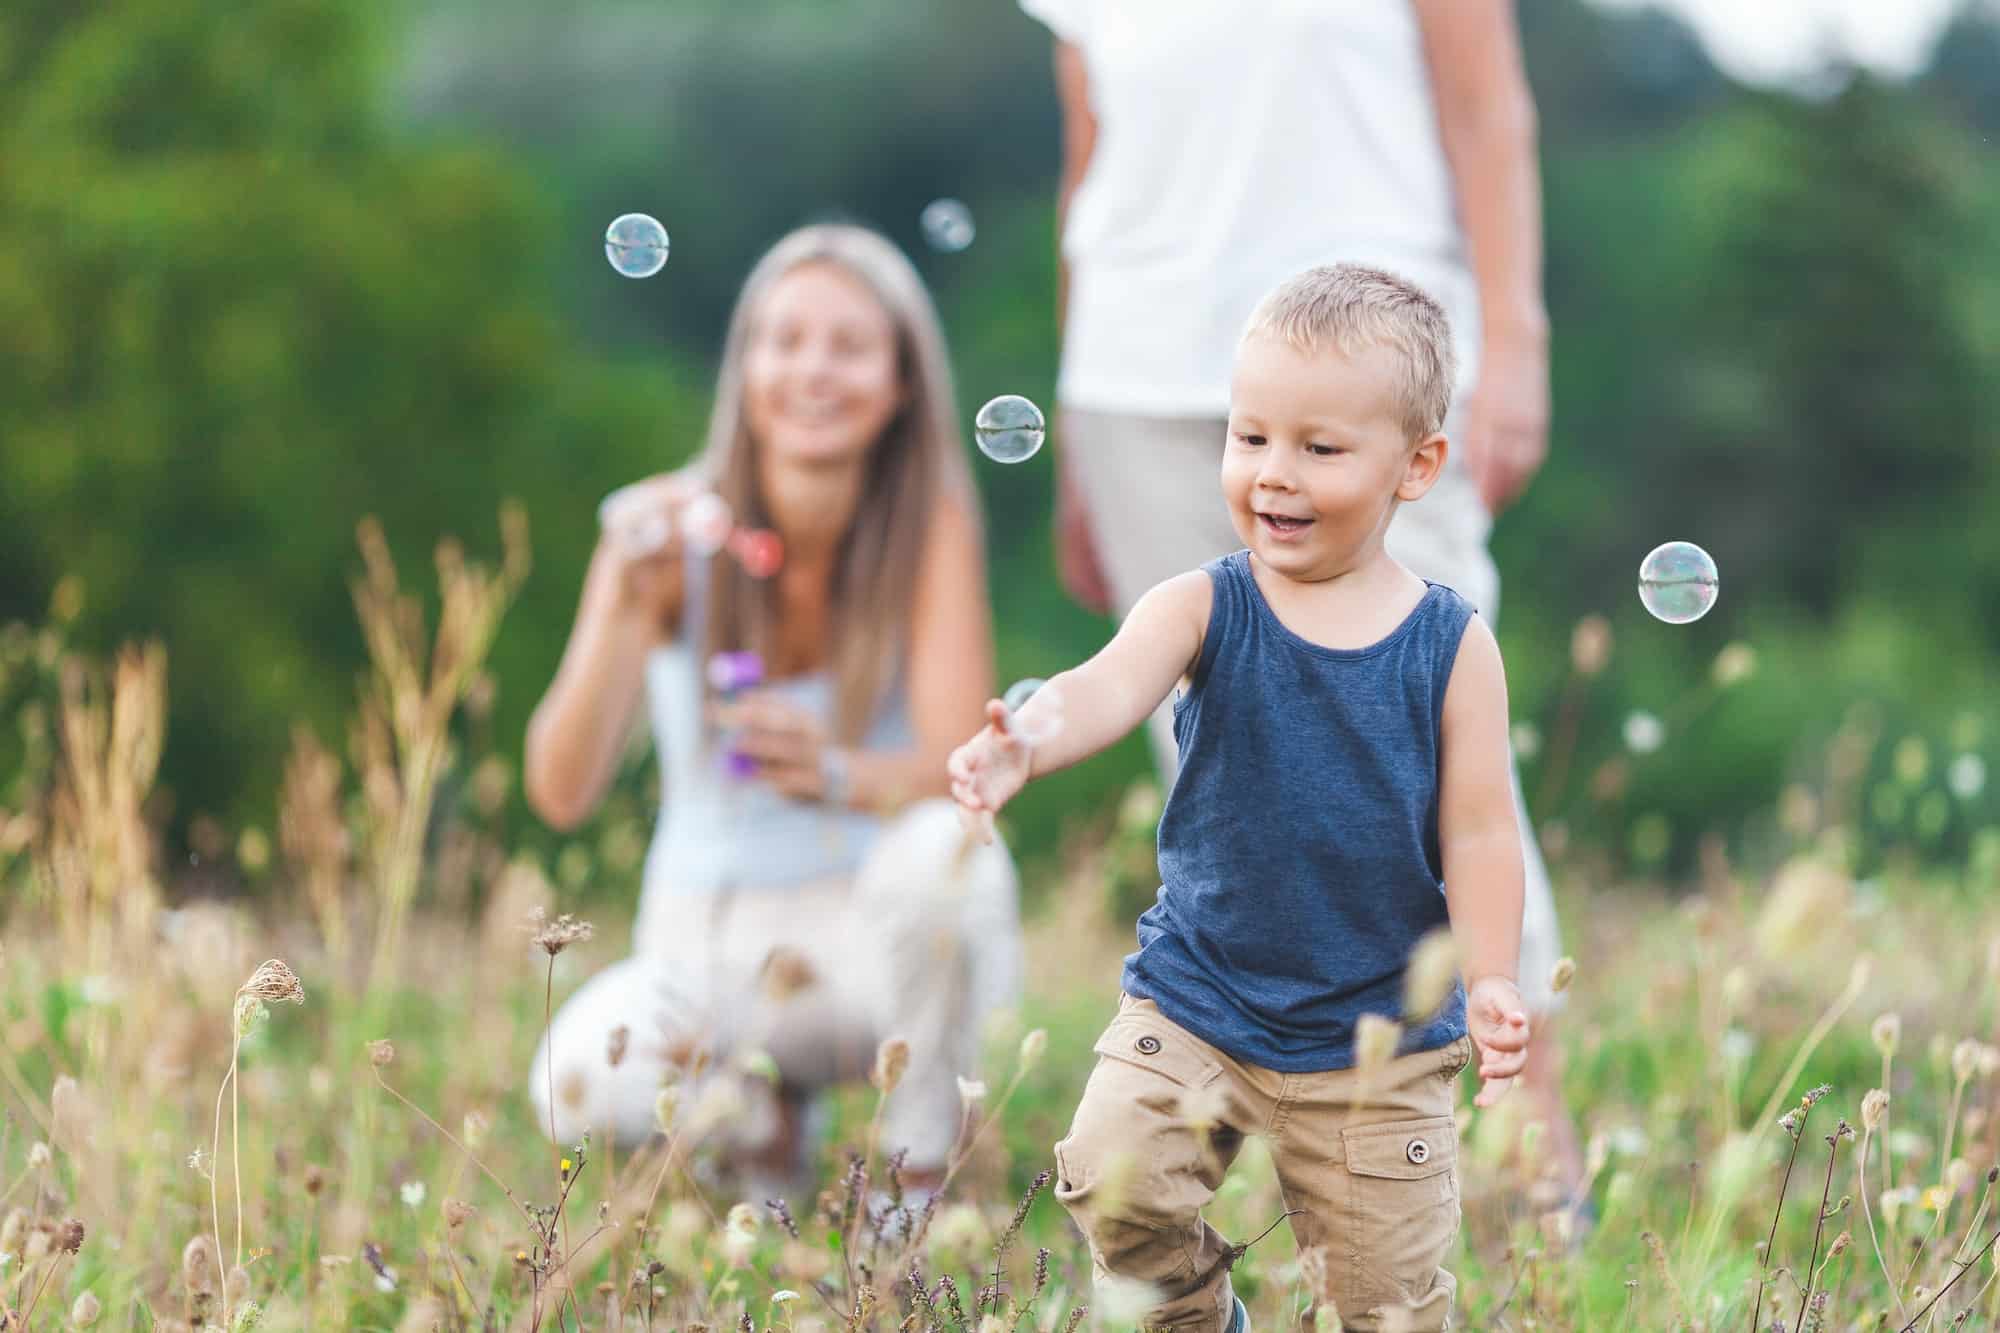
[{"left": 1021, "top": 0, "right": 1582, "bottom": 1212}]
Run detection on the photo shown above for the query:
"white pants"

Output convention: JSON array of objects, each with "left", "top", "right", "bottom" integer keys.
[
  {"left": 528, "top": 800, "right": 1023, "bottom": 1167},
  {"left": 1061, "top": 407, "right": 1564, "bottom": 1014}
]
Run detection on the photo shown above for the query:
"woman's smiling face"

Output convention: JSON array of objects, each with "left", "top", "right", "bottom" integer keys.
[{"left": 742, "top": 261, "right": 906, "bottom": 467}]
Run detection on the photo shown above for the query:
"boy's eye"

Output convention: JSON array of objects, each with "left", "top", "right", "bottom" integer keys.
[
  {"left": 1235, "top": 432, "right": 1266, "bottom": 447},
  {"left": 1308, "top": 443, "right": 1343, "bottom": 457}
]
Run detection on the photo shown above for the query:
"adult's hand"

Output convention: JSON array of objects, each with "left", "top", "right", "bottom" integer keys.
[
  {"left": 1461, "top": 334, "right": 1549, "bottom": 516},
  {"left": 1055, "top": 448, "right": 1114, "bottom": 616}
]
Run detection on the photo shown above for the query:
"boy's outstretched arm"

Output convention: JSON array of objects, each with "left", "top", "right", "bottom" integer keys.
[
  {"left": 1438, "top": 615, "right": 1530, "bottom": 1108},
  {"left": 949, "top": 571, "right": 1211, "bottom": 825}
]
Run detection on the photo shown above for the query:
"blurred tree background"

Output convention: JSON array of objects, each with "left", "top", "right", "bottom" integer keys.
[{"left": 3, "top": 0, "right": 1997, "bottom": 900}]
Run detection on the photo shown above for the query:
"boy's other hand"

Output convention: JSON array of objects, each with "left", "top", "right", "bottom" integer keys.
[
  {"left": 1466, "top": 975, "right": 1531, "bottom": 1108},
  {"left": 946, "top": 700, "right": 1033, "bottom": 844}
]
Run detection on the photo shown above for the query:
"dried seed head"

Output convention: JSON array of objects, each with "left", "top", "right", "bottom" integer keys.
[
  {"left": 1862, "top": 1089, "right": 1890, "bottom": 1133},
  {"left": 443, "top": 1199, "right": 475, "bottom": 1230},
  {"left": 1018, "top": 1028, "right": 1048, "bottom": 1073},
  {"left": 606, "top": 1024, "right": 630, "bottom": 1069},
  {"left": 760, "top": 948, "right": 818, "bottom": 1002},
  {"left": 56, "top": 1217, "right": 85, "bottom": 1254},
  {"left": 0, "top": 1207, "right": 26, "bottom": 1252},
  {"left": 26, "top": 1141, "right": 51, "bottom": 1169},
  {"left": 462, "top": 1110, "right": 489, "bottom": 1149},
  {"left": 368, "top": 1039, "right": 395, "bottom": 1068},
  {"left": 183, "top": 1234, "right": 219, "bottom": 1295},
  {"left": 527, "top": 906, "right": 594, "bottom": 957},
  {"left": 654, "top": 1085, "right": 680, "bottom": 1135},
  {"left": 1954, "top": 1039, "right": 1982, "bottom": 1086},
  {"left": 1872, "top": 1013, "right": 1902, "bottom": 1059},
  {"left": 71, "top": 1291, "right": 102, "bottom": 1327},
  {"left": 237, "top": 959, "right": 305, "bottom": 1006},
  {"left": 956, "top": 1076, "right": 988, "bottom": 1108},
  {"left": 1828, "top": 1230, "right": 1851, "bottom": 1260},
  {"left": 1947, "top": 1158, "right": 1975, "bottom": 1194},
  {"left": 1355, "top": 1014, "right": 1402, "bottom": 1077},
  {"left": 871, "top": 1036, "right": 911, "bottom": 1095},
  {"left": 1570, "top": 616, "right": 1613, "bottom": 676},
  {"left": 1549, "top": 957, "right": 1577, "bottom": 995},
  {"left": 1402, "top": 930, "right": 1459, "bottom": 1018}
]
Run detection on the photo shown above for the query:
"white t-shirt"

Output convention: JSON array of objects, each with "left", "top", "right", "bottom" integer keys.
[{"left": 1021, "top": 0, "right": 1481, "bottom": 417}]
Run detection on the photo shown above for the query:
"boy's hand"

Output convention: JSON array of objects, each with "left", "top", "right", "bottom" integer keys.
[
  {"left": 1466, "top": 975, "right": 1531, "bottom": 1108},
  {"left": 946, "top": 700, "right": 1033, "bottom": 844}
]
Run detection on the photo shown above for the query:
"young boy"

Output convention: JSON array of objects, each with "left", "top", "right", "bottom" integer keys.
[{"left": 947, "top": 264, "right": 1531, "bottom": 1332}]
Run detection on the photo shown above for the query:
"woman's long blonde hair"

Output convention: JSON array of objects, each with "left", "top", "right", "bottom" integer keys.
[{"left": 695, "top": 223, "right": 976, "bottom": 744}]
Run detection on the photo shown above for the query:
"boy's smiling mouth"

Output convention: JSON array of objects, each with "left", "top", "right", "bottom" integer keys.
[{"left": 1256, "top": 511, "right": 1314, "bottom": 539}]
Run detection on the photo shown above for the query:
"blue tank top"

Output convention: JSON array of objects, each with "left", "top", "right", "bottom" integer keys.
[{"left": 1123, "top": 550, "right": 1476, "bottom": 1072}]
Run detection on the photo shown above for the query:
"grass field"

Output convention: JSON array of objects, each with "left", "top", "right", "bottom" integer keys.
[{"left": 4, "top": 542, "right": 1999, "bottom": 1332}]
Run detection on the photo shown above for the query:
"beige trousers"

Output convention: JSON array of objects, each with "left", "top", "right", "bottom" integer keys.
[
  {"left": 1056, "top": 995, "right": 1472, "bottom": 1332},
  {"left": 1060, "top": 407, "right": 1563, "bottom": 1013},
  {"left": 528, "top": 799, "right": 1021, "bottom": 1169}
]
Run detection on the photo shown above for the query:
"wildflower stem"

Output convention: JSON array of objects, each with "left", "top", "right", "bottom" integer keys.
[
  {"left": 1857, "top": 1126, "right": 1908, "bottom": 1319},
  {"left": 1750, "top": 1107, "right": 1811, "bottom": 1333},
  {"left": 371, "top": 1070, "right": 535, "bottom": 1226},
  {"left": 1897, "top": 1224, "right": 2000, "bottom": 1332},
  {"left": 210, "top": 1033, "right": 240, "bottom": 1328},
  {"left": 1791, "top": 1128, "right": 1844, "bottom": 1333}
]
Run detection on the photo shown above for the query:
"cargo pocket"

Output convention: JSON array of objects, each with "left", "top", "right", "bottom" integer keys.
[{"left": 1337, "top": 1114, "right": 1460, "bottom": 1320}]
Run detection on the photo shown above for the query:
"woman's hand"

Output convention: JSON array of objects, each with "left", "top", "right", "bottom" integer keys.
[
  {"left": 595, "top": 473, "right": 704, "bottom": 622},
  {"left": 946, "top": 700, "right": 1034, "bottom": 843},
  {"left": 1460, "top": 334, "right": 1549, "bottom": 517},
  {"left": 712, "top": 690, "right": 836, "bottom": 802}
]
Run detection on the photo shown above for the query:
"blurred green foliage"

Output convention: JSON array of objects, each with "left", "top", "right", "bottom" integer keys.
[{"left": 1, "top": 0, "right": 1997, "bottom": 896}]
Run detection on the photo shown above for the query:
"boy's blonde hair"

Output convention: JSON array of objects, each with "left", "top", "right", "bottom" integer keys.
[{"left": 1243, "top": 263, "right": 1457, "bottom": 442}]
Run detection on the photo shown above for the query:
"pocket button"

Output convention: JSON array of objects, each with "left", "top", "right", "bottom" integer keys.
[
  {"left": 1135, "top": 1035, "right": 1162, "bottom": 1055},
  {"left": 1406, "top": 1138, "right": 1430, "bottom": 1166}
]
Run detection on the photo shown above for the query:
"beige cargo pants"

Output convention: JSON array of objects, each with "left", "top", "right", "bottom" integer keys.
[{"left": 1055, "top": 994, "right": 1473, "bottom": 1332}]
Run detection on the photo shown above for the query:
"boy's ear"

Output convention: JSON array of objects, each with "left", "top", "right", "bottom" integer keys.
[{"left": 1396, "top": 431, "right": 1449, "bottom": 502}]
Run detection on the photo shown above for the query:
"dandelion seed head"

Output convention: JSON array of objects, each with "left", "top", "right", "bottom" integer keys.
[
  {"left": 1018, "top": 1027, "right": 1048, "bottom": 1072},
  {"left": 26, "top": 1141, "right": 50, "bottom": 1169},
  {"left": 527, "top": 906, "right": 594, "bottom": 956},
  {"left": 70, "top": 1291, "right": 102, "bottom": 1327},
  {"left": 956, "top": 1075, "right": 988, "bottom": 1107},
  {"left": 1954, "top": 1038, "right": 1982, "bottom": 1086},
  {"left": 368, "top": 1038, "right": 395, "bottom": 1068},
  {"left": 1872, "top": 1013, "right": 1902, "bottom": 1059},
  {"left": 400, "top": 1180, "right": 427, "bottom": 1208},
  {"left": 1862, "top": 1089, "right": 1890, "bottom": 1132}
]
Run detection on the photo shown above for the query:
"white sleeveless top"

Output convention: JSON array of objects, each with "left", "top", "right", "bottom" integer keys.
[
  {"left": 635, "top": 556, "right": 915, "bottom": 909},
  {"left": 1019, "top": 0, "right": 1481, "bottom": 416}
]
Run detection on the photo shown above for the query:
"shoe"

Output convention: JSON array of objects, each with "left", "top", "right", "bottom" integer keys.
[{"left": 1227, "top": 1295, "right": 1250, "bottom": 1333}]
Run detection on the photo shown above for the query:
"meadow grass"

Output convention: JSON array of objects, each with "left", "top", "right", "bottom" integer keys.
[{"left": 3, "top": 525, "right": 1999, "bottom": 1331}]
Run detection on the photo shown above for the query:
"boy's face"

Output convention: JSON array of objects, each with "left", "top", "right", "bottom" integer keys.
[{"left": 1222, "top": 335, "right": 1446, "bottom": 581}]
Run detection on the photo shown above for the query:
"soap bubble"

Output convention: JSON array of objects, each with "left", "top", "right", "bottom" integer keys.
[
  {"left": 974, "top": 395, "right": 1046, "bottom": 465},
  {"left": 1002, "top": 677, "right": 1064, "bottom": 746},
  {"left": 681, "top": 492, "right": 734, "bottom": 556},
  {"left": 1637, "top": 541, "right": 1718, "bottom": 624},
  {"left": 728, "top": 528, "right": 785, "bottom": 580},
  {"left": 605, "top": 213, "right": 670, "bottom": 279},
  {"left": 921, "top": 199, "right": 976, "bottom": 253},
  {"left": 597, "top": 484, "right": 671, "bottom": 557}
]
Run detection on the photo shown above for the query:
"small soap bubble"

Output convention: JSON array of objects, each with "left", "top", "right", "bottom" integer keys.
[
  {"left": 1002, "top": 677, "right": 1064, "bottom": 746},
  {"left": 1637, "top": 541, "right": 1719, "bottom": 624},
  {"left": 604, "top": 212, "right": 670, "bottom": 279},
  {"left": 974, "top": 395, "right": 1046, "bottom": 465},
  {"left": 728, "top": 528, "right": 784, "bottom": 580},
  {"left": 920, "top": 199, "right": 976, "bottom": 253},
  {"left": 597, "top": 485, "right": 671, "bottom": 557},
  {"left": 681, "top": 492, "right": 734, "bottom": 556}
]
